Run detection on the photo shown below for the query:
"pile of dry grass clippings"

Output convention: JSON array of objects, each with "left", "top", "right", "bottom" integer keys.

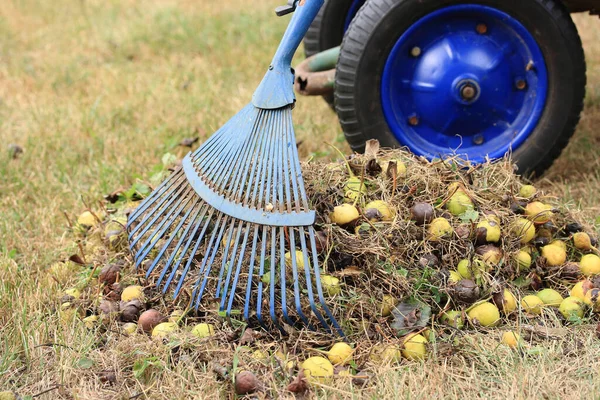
[{"left": 44, "top": 141, "right": 600, "bottom": 396}]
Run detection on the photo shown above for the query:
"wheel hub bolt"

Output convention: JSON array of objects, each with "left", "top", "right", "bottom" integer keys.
[
  {"left": 461, "top": 84, "right": 477, "bottom": 100},
  {"left": 408, "top": 114, "right": 419, "bottom": 126},
  {"left": 473, "top": 134, "right": 484, "bottom": 145},
  {"left": 410, "top": 46, "right": 421, "bottom": 57},
  {"left": 515, "top": 79, "right": 527, "bottom": 90},
  {"left": 476, "top": 23, "right": 487, "bottom": 34}
]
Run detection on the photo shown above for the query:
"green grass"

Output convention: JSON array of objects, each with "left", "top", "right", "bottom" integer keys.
[{"left": 1, "top": 1, "right": 600, "bottom": 398}]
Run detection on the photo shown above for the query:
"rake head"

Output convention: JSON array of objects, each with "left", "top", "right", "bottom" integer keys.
[{"left": 127, "top": 104, "right": 343, "bottom": 336}]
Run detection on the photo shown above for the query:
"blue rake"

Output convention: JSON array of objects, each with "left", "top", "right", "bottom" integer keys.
[{"left": 126, "top": 0, "right": 343, "bottom": 336}]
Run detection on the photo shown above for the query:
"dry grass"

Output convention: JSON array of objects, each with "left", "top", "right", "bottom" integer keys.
[{"left": 1, "top": 1, "right": 600, "bottom": 399}]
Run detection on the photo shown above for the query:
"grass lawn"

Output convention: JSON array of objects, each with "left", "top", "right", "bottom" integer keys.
[{"left": 1, "top": 0, "right": 600, "bottom": 398}]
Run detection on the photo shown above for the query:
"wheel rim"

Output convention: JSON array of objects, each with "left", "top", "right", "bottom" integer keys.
[
  {"left": 380, "top": 4, "right": 548, "bottom": 163},
  {"left": 343, "top": 0, "right": 366, "bottom": 32}
]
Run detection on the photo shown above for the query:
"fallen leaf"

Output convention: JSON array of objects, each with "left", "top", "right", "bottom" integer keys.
[
  {"left": 352, "top": 371, "right": 371, "bottom": 387},
  {"left": 364, "top": 139, "right": 379, "bottom": 159},
  {"left": 238, "top": 328, "right": 256, "bottom": 346},
  {"left": 365, "top": 158, "right": 382, "bottom": 176},
  {"left": 338, "top": 266, "right": 363, "bottom": 278},
  {"left": 211, "top": 362, "right": 228, "bottom": 381},
  {"left": 178, "top": 137, "right": 199, "bottom": 147},
  {"left": 391, "top": 301, "right": 431, "bottom": 335},
  {"left": 104, "top": 187, "right": 126, "bottom": 203},
  {"left": 68, "top": 254, "right": 86, "bottom": 265},
  {"left": 386, "top": 160, "right": 398, "bottom": 180},
  {"left": 286, "top": 370, "right": 308, "bottom": 393},
  {"left": 234, "top": 371, "right": 261, "bottom": 395},
  {"left": 99, "top": 264, "right": 121, "bottom": 286},
  {"left": 98, "top": 370, "right": 117, "bottom": 385},
  {"left": 8, "top": 144, "right": 24, "bottom": 159}
]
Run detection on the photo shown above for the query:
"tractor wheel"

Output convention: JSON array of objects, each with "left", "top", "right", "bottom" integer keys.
[{"left": 335, "top": 0, "right": 586, "bottom": 176}]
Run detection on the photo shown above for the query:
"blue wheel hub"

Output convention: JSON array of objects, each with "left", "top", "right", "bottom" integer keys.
[{"left": 380, "top": 5, "right": 548, "bottom": 162}]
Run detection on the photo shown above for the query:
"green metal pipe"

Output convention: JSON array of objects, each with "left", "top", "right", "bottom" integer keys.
[{"left": 307, "top": 46, "right": 340, "bottom": 72}]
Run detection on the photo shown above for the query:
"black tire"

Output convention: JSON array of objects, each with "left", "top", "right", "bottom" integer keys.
[
  {"left": 303, "top": 0, "right": 358, "bottom": 107},
  {"left": 335, "top": 0, "right": 586, "bottom": 176}
]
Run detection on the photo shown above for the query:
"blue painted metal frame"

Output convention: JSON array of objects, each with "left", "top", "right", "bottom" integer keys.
[
  {"left": 253, "top": 0, "right": 325, "bottom": 109},
  {"left": 182, "top": 156, "right": 316, "bottom": 226},
  {"left": 380, "top": 4, "right": 548, "bottom": 163}
]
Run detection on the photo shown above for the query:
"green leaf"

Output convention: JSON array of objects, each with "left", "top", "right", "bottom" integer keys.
[
  {"left": 396, "top": 268, "right": 409, "bottom": 278},
  {"left": 512, "top": 276, "right": 531, "bottom": 288},
  {"left": 161, "top": 152, "right": 177, "bottom": 167},
  {"left": 149, "top": 171, "right": 168, "bottom": 186},
  {"left": 125, "top": 182, "right": 152, "bottom": 201},
  {"left": 133, "top": 356, "right": 160, "bottom": 379},
  {"left": 459, "top": 208, "right": 479, "bottom": 223},
  {"left": 77, "top": 357, "right": 94, "bottom": 369},
  {"left": 261, "top": 272, "right": 271, "bottom": 285},
  {"left": 526, "top": 346, "right": 544, "bottom": 356},
  {"left": 133, "top": 182, "right": 151, "bottom": 196}
]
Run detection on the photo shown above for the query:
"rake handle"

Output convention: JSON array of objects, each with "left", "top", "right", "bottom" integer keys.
[
  {"left": 271, "top": 0, "right": 324, "bottom": 70},
  {"left": 252, "top": 0, "right": 324, "bottom": 109}
]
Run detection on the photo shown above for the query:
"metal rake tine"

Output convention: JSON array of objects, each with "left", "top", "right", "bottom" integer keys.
[
  {"left": 144, "top": 197, "right": 202, "bottom": 278},
  {"left": 203, "top": 129, "right": 250, "bottom": 189},
  {"left": 286, "top": 119, "right": 311, "bottom": 211},
  {"left": 273, "top": 110, "right": 285, "bottom": 212},
  {"left": 203, "top": 110, "right": 258, "bottom": 189},
  {"left": 288, "top": 227, "right": 313, "bottom": 329},
  {"left": 127, "top": 169, "right": 184, "bottom": 225},
  {"left": 172, "top": 208, "right": 216, "bottom": 299},
  {"left": 189, "top": 212, "right": 227, "bottom": 308},
  {"left": 280, "top": 109, "right": 294, "bottom": 213},
  {"left": 129, "top": 180, "right": 191, "bottom": 248},
  {"left": 261, "top": 111, "right": 278, "bottom": 210},
  {"left": 133, "top": 186, "right": 195, "bottom": 266},
  {"left": 278, "top": 226, "right": 295, "bottom": 327},
  {"left": 252, "top": 108, "right": 278, "bottom": 209},
  {"left": 192, "top": 105, "right": 250, "bottom": 166},
  {"left": 268, "top": 227, "right": 285, "bottom": 333},
  {"left": 192, "top": 214, "right": 230, "bottom": 309},
  {"left": 243, "top": 225, "right": 260, "bottom": 322},
  {"left": 222, "top": 222, "right": 252, "bottom": 318},
  {"left": 236, "top": 110, "right": 277, "bottom": 200},
  {"left": 190, "top": 112, "right": 242, "bottom": 161},
  {"left": 161, "top": 203, "right": 210, "bottom": 295},
  {"left": 228, "top": 112, "right": 269, "bottom": 199},
  {"left": 243, "top": 111, "right": 273, "bottom": 204},
  {"left": 214, "top": 219, "right": 243, "bottom": 298},
  {"left": 190, "top": 106, "right": 249, "bottom": 162},
  {"left": 194, "top": 105, "right": 255, "bottom": 168},
  {"left": 154, "top": 201, "right": 206, "bottom": 289},
  {"left": 255, "top": 228, "right": 270, "bottom": 330},
  {"left": 283, "top": 114, "right": 302, "bottom": 210},
  {"left": 129, "top": 171, "right": 187, "bottom": 236},
  {"left": 308, "top": 226, "right": 344, "bottom": 336},
  {"left": 298, "top": 227, "right": 333, "bottom": 333}
]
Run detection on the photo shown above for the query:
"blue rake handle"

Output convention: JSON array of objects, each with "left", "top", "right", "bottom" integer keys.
[{"left": 252, "top": 0, "right": 325, "bottom": 109}]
